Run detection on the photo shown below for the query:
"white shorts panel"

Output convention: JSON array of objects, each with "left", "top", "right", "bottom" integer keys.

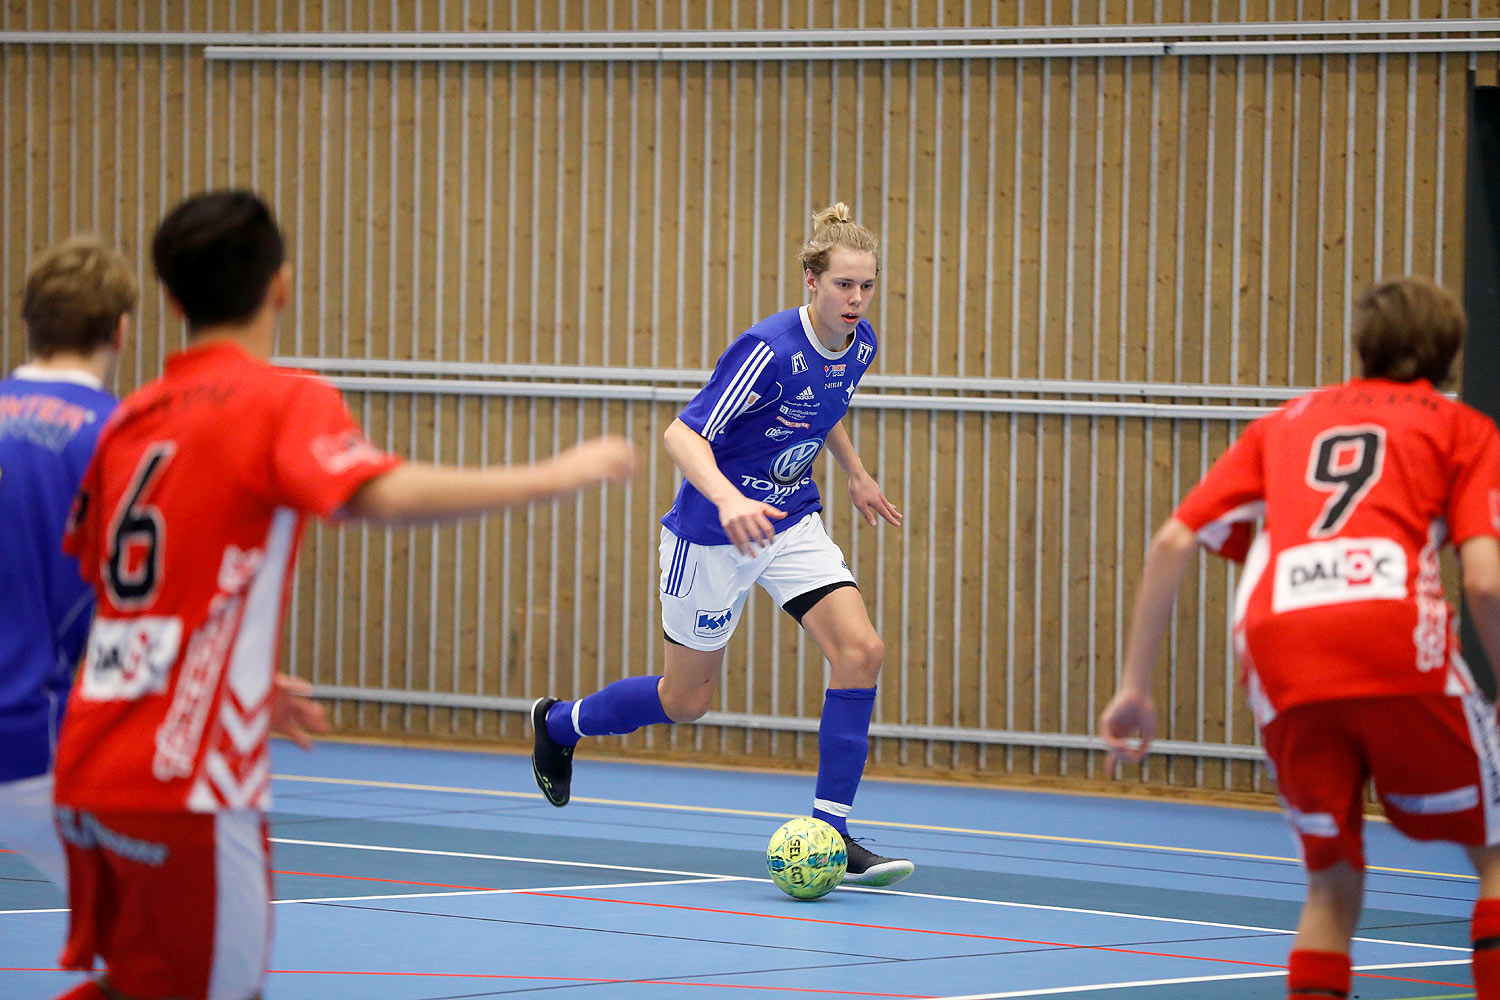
[
  {"left": 0, "top": 773, "right": 66, "bottom": 888},
  {"left": 209, "top": 809, "right": 271, "bottom": 1000},
  {"left": 659, "top": 514, "right": 855, "bottom": 651}
]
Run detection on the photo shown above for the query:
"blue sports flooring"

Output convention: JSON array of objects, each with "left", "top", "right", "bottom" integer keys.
[{"left": 0, "top": 740, "right": 1483, "bottom": 999}]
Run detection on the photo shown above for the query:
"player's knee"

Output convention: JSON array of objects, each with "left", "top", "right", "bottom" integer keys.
[
  {"left": 660, "top": 684, "right": 713, "bottom": 722},
  {"left": 841, "top": 633, "right": 883, "bottom": 684}
]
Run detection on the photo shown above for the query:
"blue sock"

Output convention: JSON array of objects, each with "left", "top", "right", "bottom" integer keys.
[
  {"left": 813, "top": 686, "right": 876, "bottom": 835},
  {"left": 546, "top": 675, "right": 671, "bottom": 748}
]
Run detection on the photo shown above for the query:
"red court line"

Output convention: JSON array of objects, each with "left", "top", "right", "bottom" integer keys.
[
  {"left": 0, "top": 969, "right": 932, "bottom": 997},
  {"left": 273, "top": 869, "right": 492, "bottom": 891},
  {"left": 522, "top": 892, "right": 1469, "bottom": 989}
]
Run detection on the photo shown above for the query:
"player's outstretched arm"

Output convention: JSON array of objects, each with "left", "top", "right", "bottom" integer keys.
[
  {"left": 1461, "top": 536, "right": 1500, "bottom": 672},
  {"left": 341, "top": 435, "right": 637, "bottom": 524},
  {"left": 662, "top": 418, "right": 784, "bottom": 555},
  {"left": 1099, "top": 517, "right": 1200, "bottom": 763},
  {"left": 825, "top": 421, "right": 901, "bottom": 527}
]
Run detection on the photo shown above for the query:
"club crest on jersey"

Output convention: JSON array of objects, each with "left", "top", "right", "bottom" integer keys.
[
  {"left": 1272, "top": 537, "right": 1407, "bottom": 613},
  {"left": 796, "top": 386, "right": 816, "bottom": 401},
  {"left": 857, "top": 343, "right": 873, "bottom": 364},
  {"left": 695, "top": 608, "right": 733, "bottom": 638},
  {"left": 771, "top": 438, "right": 824, "bottom": 485},
  {"left": 791, "top": 352, "right": 808, "bottom": 374}
]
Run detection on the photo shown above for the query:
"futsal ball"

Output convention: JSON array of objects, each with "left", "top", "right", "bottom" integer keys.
[{"left": 765, "top": 816, "right": 848, "bottom": 900}]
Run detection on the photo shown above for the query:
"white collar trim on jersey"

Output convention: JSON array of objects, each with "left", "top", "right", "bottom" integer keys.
[
  {"left": 799, "top": 305, "right": 856, "bottom": 361},
  {"left": 11, "top": 364, "right": 105, "bottom": 391}
]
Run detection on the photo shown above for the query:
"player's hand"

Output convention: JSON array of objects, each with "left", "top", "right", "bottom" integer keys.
[
  {"left": 718, "top": 494, "right": 787, "bottom": 556},
  {"left": 848, "top": 472, "right": 902, "bottom": 527},
  {"left": 1098, "top": 689, "right": 1156, "bottom": 765},
  {"left": 271, "top": 673, "right": 331, "bottom": 751},
  {"left": 554, "top": 436, "right": 638, "bottom": 488}
]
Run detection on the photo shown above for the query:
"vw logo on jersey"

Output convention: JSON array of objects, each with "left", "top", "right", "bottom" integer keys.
[{"left": 770, "top": 438, "right": 823, "bottom": 485}]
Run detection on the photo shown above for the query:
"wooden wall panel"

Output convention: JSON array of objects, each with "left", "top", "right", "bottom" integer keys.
[{"left": 2, "top": 2, "right": 1494, "bottom": 797}]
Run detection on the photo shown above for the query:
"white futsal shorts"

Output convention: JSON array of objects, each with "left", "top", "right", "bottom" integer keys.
[
  {"left": 658, "top": 512, "right": 857, "bottom": 651},
  {"left": 0, "top": 772, "right": 67, "bottom": 889}
]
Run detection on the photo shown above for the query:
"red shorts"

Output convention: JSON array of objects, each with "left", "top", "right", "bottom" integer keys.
[
  {"left": 56, "top": 809, "right": 271, "bottom": 1000},
  {"left": 1263, "top": 693, "right": 1500, "bottom": 871}
]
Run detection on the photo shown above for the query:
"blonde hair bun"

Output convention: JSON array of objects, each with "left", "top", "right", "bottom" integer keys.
[{"left": 799, "top": 202, "right": 879, "bottom": 277}]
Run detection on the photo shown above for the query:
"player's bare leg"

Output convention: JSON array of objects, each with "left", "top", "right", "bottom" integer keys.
[
  {"left": 798, "top": 586, "right": 912, "bottom": 886},
  {"left": 658, "top": 643, "right": 727, "bottom": 722},
  {"left": 1295, "top": 860, "right": 1365, "bottom": 952},
  {"left": 1466, "top": 844, "right": 1500, "bottom": 998},
  {"left": 1286, "top": 860, "right": 1363, "bottom": 998},
  {"left": 801, "top": 586, "right": 883, "bottom": 690}
]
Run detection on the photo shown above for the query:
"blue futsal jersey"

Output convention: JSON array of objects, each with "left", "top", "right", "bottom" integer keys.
[
  {"left": 0, "top": 367, "right": 116, "bottom": 783},
  {"left": 663, "top": 305, "right": 877, "bottom": 546}
]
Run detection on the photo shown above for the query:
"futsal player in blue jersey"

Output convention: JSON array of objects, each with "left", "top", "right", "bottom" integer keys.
[
  {"left": 532, "top": 204, "right": 913, "bottom": 885},
  {"left": 0, "top": 237, "right": 136, "bottom": 889}
]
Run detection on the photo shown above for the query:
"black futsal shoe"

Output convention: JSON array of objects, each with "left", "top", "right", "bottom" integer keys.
[
  {"left": 530, "top": 697, "right": 574, "bottom": 807},
  {"left": 840, "top": 833, "right": 915, "bottom": 887}
]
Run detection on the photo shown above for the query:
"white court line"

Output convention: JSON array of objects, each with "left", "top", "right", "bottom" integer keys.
[
  {"left": 271, "top": 772, "right": 1470, "bottom": 880},
  {"left": 836, "top": 884, "right": 1471, "bottom": 954},
  {"left": 271, "top": 836, "right": 762, "bottom": 882},
  {"left": 0, "top": 877, "right": 736, "bottom": 917},
  {"left": 933, "top": 959, "right": 1471, "bottom": 999},
  {"left": 0, "top": 907, "right": 66, "bottom": 915},
  {"left": 275, "top": 876, "right": 732, "bottom": 906},
  {"left": 275, "top": 836, "right": 1466, "bottom": 954}
]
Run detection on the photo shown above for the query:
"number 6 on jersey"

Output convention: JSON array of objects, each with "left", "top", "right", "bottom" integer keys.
[{"left": 105, "top": 442, "right": 176, "bottom": 608}]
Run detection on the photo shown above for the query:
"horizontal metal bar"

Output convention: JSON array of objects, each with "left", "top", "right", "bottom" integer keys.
[
  {"left": 203, "top": 37, "right": 1500, "bottom": 62},
  {"left": 275, "top": 355, "right": 1311, "bottom": 402},
  {"left": 205, "top": 43, "right": 1170, "bottom": 62},
  {"left": 318, "top": 373, "right": 1275, "bottom": 419},
  {"left": 1173, "top": 37, "right": 1500, "bottom": 55},
  {"left": 311, "top": 685, "right": 1266, "bottom": 761},
  {"left": 5, "top": 20, "right": 1496, "bottom": 46}
]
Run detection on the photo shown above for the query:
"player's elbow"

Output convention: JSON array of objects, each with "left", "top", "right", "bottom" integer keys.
[{"left": 1149, "top": 518, "right": 1198, "bottom": 560}]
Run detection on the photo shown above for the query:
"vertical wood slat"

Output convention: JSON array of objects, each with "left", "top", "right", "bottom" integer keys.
[{"left": 0, "top": 3, "right": 1488, "bottom": 793}]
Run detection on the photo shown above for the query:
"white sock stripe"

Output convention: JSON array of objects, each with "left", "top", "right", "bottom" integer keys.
[
  {"left": 571, "top": 700, "right": 585, "bottom": 739},
  {"left": 813, "top": 798, "right": 852, "bottom": 818}
]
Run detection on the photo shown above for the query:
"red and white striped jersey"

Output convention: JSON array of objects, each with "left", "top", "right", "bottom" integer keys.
[
  {"left": 57, "top": 341, "right": 400, "bottom": 813},
  {"left": 1174, "top": 378, "right": 1500, "bottom": 718}
]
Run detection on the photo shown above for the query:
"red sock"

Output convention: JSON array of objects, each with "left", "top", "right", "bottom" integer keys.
[
  {"left": 1286, "top": 949, "right": 1350, "bottom": 998},
  {"left": 55, "top": 981, "right": 109, "bottom": 1000},
  {"left": 1473, "top": 899, "right": 1500, "bottom": 999}
]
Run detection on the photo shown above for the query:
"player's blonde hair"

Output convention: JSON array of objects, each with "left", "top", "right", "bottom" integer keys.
[
  {"left": 22, "top": 235, "right": 137, "bottom": 358},
  {"left": 798, "top": 203, "right": 880, "bottom": 278},
  {"left": 1353, "top": 277, "right": 1464, "bottom": 387}
]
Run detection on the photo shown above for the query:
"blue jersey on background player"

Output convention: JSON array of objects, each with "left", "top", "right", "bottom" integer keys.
[
  {"left": 0, "top": 367, "right": 116, "bottom": 783},
  {"left": 663, "top": 305, "right": 877, "bottom": 546},
  {"left": 0, "top": 235, "right": 136, "bottom": 892}
]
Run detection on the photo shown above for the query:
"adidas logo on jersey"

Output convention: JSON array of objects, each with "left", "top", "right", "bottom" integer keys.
[{"left": 796, "top": 386, "right": 815, "bottom": 400}]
